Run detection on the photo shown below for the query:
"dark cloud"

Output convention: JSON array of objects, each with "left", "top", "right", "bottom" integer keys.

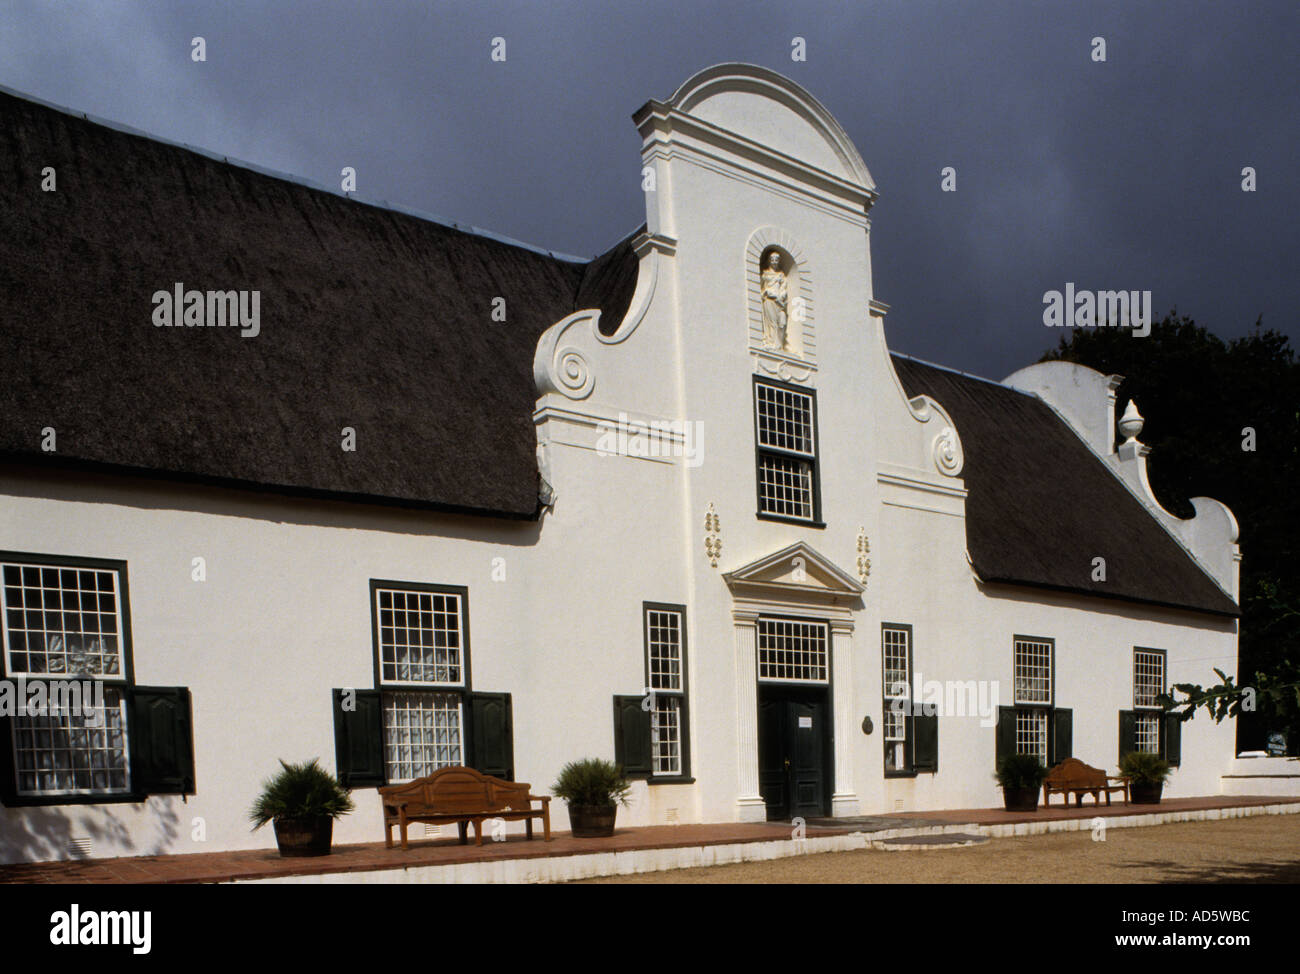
[{"left": 2, "top": 0, "right": 1294, "bottom": 378}]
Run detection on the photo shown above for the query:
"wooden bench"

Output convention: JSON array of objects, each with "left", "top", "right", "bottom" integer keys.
[
  {"left": 1042, "top": 758, "right": 1130, "bottom": 807},
  {"left": 378, "top": 766, "right": 552, "bottom": 850}
]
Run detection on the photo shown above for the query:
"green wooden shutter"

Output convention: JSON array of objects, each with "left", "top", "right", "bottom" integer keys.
[
  {"left": 1050, "top": 708, "right": 1073, "bottom": 766},
  {"left": 469, "top": 692, "right": 514, "bottom": 781},
  {"left": 1163, "top": 713, "right": 1182, "bottom": 767},
  {"left": 995, "top": 706, "right": 1016, "bottom": 769},
  {"left": 332, "top": 688, "right": 384, "bottom": 787},
  {"left": 613, "top": 695, "right": 652, "bottom": 775},
  {"left": 128, "top": 686, "right": 195, "bottom": 795},
  {"left": 1118, "top": 710, "right": 1137, "bottom": 765},
  {"left": 913, "top": 712, "right": 939, "bottom": 772}
]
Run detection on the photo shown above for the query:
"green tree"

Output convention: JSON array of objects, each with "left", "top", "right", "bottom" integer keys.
[{"left": 1042, "top": 313, "right": 1300, "bottom": 752}]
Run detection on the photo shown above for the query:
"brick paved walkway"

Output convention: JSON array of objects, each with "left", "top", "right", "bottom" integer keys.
[
  {"left": 0, "top": 795, "right": 1288, "bottom": 884},
  {"left": 0, "top": 821, "right": 855, "bottom": 884}
]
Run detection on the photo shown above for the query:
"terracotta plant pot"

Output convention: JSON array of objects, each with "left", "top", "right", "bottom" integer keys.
[
  {"left": 568, "top": 804, "right": 617, "bottom": 837},
  {"left": 1130, "top": 782, "right": 1164, "bottom": 805},
  {"left": 272, "top": 816, "right": 334, "bottom": 857},
  {"left": 1002, "top": 787, "right": 1040, "bottom": 812}
]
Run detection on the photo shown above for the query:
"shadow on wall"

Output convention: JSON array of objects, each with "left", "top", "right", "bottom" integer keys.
[
  {"left": 0, "top": 798, "right": 182, "bottom": 865},
  {"left": 0, "top": 462, "right": 547, "bottom": 544}
]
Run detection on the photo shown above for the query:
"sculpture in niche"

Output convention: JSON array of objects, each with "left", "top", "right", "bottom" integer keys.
[{"left": 760, "top": 249, "right": 790, "bottom": 352}]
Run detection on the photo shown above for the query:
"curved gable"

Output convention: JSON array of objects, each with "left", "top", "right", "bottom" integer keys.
[{"left": 667, "top": 63, "right": 875, "bottom": 189}]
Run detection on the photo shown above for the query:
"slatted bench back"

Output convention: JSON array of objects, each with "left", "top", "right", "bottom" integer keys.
[
  {"left": 1045, "top": 757, "right": 1107, "bottom": 789},
  {"left": 380, "top": 766, "right": 540, "bottom": 816},
  {"left": 423, "top": 767, "right": 498, "bottom": 812}
]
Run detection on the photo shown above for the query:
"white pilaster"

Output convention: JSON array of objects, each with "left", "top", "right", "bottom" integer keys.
[
  {"left": 830, "top": 621, "right": 860, "bottom": 816},
  {"left": 733, "top": 609, "right": 766, "bottom": 821}
]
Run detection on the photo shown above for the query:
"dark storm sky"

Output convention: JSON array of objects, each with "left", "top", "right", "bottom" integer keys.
[{"left": 3, "top": 0, "right": 1295, "bottom": 379}]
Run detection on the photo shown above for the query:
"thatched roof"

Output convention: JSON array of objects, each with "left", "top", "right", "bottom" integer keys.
[
  {"left": 893, "top": 355, "right": 1239, "bottom": 617},
  {"left": 0, "top": 89, "right": 638, "bottom": 518},
  {"left": 0, "top": 90, "right": 1238, "bottom": 616}
]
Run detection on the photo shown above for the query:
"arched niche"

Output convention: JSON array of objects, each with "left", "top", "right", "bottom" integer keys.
[{"left": 746, "top": 227, "right": 816, "bottom": 380}]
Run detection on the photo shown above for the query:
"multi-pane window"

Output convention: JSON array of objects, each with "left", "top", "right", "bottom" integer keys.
[
  {"left": 372, "top": 582, "right": 468, "bottom": 782},
  {"left": 382, "top": 692, "right": 463, "bottom": 782},
  {"left": 754, "top": 379, "right": 819, "bottom": 522},
  {"left": 647, "top": 609, "right": 682, "bottom": 693},
  {"left": 1134, "top": 650, "right": 1165, "bottom": 708},
  {"left": 375, "top": 587, "right": 464, "bottom": 685},
  {"left": 1015, "top": 709, "right": 1049, "bottom": 765},
  {"left": 1134, "top": 712, "right": 1161, "bottom": 754},
  {"left": 645, "top": 605, "right": 688, "bottom": 777},
  {"left": 1134, "top": 649, "right": 1166, "bottom": 755},
  {"left": 2, "top": 560, "right": 132, "bottom": 797},
  {"left": 882, "top": 626, "right": 911, "bottom": 772},
  {"left": 758, "top": 617, "right": 828, "bottom": 683},
  {"left": 1011, "top": 636, "right": 1054, "bottom": 761},
  {"left": 650, "top": 696, "right": 681, "bottom": 776},
  {"left": 2, "top": 564, "right": 125, "bottom": 678},
  {"left": 1013, "top": 638, "right": 1052, "bottom": 705}
]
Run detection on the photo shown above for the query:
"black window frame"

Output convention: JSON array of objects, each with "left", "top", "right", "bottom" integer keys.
[
  {"left": 0, "top": 550, "right": 194, "bottom": 808},
  {"left": 880, "top": 623, "right": 938, "bottom": 777},
  {"left": 639, "top": 601, "right": 692, "bottom": 784},
  {"left": 1008, "top": 634, "right": 1065, "bottom": 766},
  {"left": 881, "top": 622, "right": 915, "bottom": 777},
  {"left": 1124, "top": 646, "right": 1179, "bottom": 766},
  {"left": 369, "top": 578, "right": 473, "bottom": 784},
  {"left": 755, "top": 612, "right": 832, "bottom": 686},
  {"left": 752, "top": 375, "right": 825, "bottom": 528}
]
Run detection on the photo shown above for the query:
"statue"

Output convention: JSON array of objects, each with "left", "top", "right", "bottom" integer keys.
[{"left": 760, "top": 250, "right": 789, "bottom": 352}]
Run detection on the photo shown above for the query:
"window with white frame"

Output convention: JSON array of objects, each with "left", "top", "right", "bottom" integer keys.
[
  {"left": 382, "top": 691, "right": 462, "bottom": 782},
  {"left": 758, "top": 617, "right": 828, "bottom": 683},
  {"left": 753, "top": 379, "right": 819, "bottom": 522},
  {"left": 373, "top": 583, "right": 467, "bottom": 782},
  {"left": 644, "top": 605, "right": 688, "bottom": 777},
  {"left": 3, "top": 564, "right": 126, "bottom": 679},
  {"left": 1, "top": 560, "right": 132, "bottom": 797},
  {"left": 882, "top": 626, "right": 911, "bottom": 772},
  {"left": 1013, "top": 638, "right": 1052, "bottom": 705},
  {"left": 1134, "top": 649, "right": 1166, "bottom": 755},
  {"left": 1015, "top": 709, "right": 1049, "bottom": 765},
  {"left": 1012, "top": 636, "right": 1053, "bottom": 760},
  {"left": 376, "top": 586, "right": 464, "bottom": 686}
]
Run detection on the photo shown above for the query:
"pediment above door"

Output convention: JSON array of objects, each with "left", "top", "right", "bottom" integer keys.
[{"left": 723, "top": 541, "right": 863, "bottom": 611}]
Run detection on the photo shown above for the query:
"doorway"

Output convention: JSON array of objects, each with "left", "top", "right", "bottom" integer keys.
[{"left": 757, "top": 685, "right": 831, "bottom": 821}]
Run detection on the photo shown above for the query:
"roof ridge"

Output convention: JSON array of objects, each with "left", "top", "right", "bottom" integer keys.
[{"left": 0, "top": 83, "right": 592, "bottom": 265}]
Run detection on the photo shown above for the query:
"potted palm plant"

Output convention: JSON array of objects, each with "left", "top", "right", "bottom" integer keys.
[
  {"left": 995, "top": 753, "right": 1049, "bottom": 811},
  {"left": 1120, "top": 751, "right": 1172, "bottom": 804},
  {"left": 250, "top": 758, "right": 355, "bottom": 857},
  {"left": 552, "top": 758, "right": 632, "bottom": 837}
]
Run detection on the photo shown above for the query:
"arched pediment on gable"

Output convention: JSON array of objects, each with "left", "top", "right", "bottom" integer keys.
[{"left": 667, "top": 63, "right": 875, "bottom": 191}]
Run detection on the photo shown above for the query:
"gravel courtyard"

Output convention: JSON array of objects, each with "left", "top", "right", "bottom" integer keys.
[{"left": 575, "top": 814, "right": 1300, "bottom": 883}]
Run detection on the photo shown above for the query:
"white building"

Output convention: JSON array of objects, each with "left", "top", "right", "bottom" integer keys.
[{"left": 0, "top": 65, "right": 1242, "bottom": 864}]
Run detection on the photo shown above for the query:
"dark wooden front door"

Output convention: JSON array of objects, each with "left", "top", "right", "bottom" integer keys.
[{"left": 757, "top": 686, "right": 830, "bottom": 821}]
